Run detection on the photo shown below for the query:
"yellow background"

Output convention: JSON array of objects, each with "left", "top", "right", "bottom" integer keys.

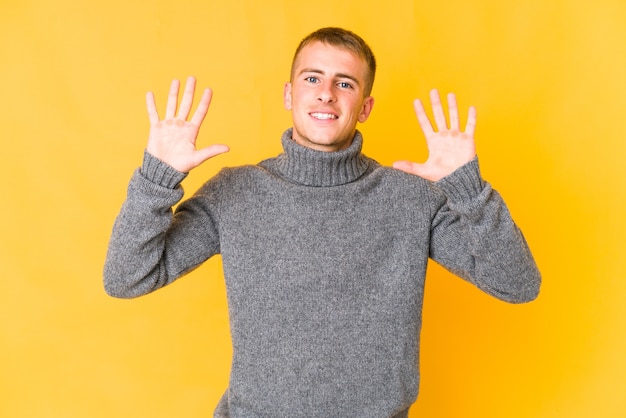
[{"left": 1, "top": 0, "right": 625, "bottom": 416}]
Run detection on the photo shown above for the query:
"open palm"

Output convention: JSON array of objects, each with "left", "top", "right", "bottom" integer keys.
[
  {"left": 146, "top": 77, "right": 229, "bottom": 173},
  {"left": 393, "top": 89, "right": 476, "bottom": 182}
]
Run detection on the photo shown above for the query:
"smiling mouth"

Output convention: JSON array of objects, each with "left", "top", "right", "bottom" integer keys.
[{"left": 310, "top": 112, "right": 338, "bottom": 120}]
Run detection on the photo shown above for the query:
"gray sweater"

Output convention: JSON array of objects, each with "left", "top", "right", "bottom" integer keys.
[{"left": 104, "top": 129, "right": 540, "bottom": 417}]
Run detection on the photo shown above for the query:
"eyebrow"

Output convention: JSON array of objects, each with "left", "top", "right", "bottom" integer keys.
[{"left": 298, "top": 68, "right": 361, "bottom": 87}]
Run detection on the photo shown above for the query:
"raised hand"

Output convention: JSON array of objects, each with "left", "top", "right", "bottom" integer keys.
[
  {"left": 393, "top": 89, "right": 476, "bottom": 182},
  {"left": 146, "top": 76, "right": 229, "bottom": 173}
]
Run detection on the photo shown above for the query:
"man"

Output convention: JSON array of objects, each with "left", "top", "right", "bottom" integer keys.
[{"left": 105, "top": 27, "right": 540, "bottom": 417}]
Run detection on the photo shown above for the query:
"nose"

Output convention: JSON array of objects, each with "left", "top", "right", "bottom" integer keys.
[{"left": 317, "top": 83, "right": 336, "bottom": 103}]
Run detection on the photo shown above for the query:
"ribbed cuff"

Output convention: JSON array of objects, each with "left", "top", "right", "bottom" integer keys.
[
  {"left": 434, "top": 157, "right": 485, "bottom": 204},
  {"left": 140, "top": 151, "right": 187, "bottom": 189}
]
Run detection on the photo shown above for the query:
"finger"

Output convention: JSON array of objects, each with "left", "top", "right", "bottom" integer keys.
[
  {"left": 146, "top": 91, "right": 159, "bottom": 125},
  {"left": 190, "top": 88, "right": 213, "bottom": 126},
  {"left": 165, "top": 79, "right": 180, "bottom": 119},
  {"left": 177, "top": 76, "right": 196, "bottom": 120},
  {"left": 430, "top": 89, "right": 448, "bottom": 131},
  {"left": 465, "top": 105, "right": 477, "bottom": 137},
  {"left": 413, "top": 98, "right": 434, "bottom": 137},
  {"left": 447, "top": 92, "right": 459, "bottom": 131}
]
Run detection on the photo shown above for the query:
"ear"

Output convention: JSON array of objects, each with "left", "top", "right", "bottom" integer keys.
[
  {"left": 358, "top": 96, "right": 375, "bottom": 123},
  {"left": 283, "top": 82, "right": 293, "bottom": 110}
]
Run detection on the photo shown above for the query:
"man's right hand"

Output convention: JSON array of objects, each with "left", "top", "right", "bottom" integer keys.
[{"left": 146, "top": 76, "right": 229, "bottom": 173}]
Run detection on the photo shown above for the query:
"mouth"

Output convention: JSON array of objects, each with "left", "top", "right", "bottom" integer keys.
[{"left": 309, "top": 112, "right": 338, "bottom": 120}]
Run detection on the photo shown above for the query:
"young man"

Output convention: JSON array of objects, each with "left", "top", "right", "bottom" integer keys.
[{"left": 105, "top": 27, "right": 540, "bottom": 417}]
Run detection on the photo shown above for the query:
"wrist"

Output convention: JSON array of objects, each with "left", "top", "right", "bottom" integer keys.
[{"left": 140, "top": 150, "right": 187, "bottom": 189}]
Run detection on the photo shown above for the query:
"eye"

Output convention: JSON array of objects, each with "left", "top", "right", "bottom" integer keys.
[
  {"left": 337, "top": 81, "right": 353, "bottom": 89},
  {"left": 305, "top": 76, "right": 320, "bottom": 84}
]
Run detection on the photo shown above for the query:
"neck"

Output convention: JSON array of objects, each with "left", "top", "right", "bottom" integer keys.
[{"left": 271, "top": 128, "right": 372, "bottom": 187}]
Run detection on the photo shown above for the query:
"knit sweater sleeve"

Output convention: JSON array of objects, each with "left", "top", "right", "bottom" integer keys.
[
  {"left": 103, "top": 151, "right": 220, "bottom": 298},
  {"left": 428, "top": 157, "right": 541, "bottom": 303}
]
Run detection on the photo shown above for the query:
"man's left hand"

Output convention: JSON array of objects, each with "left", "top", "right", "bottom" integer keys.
[{"left": 393, "top": 89, "right": 477, "bottom": 181}]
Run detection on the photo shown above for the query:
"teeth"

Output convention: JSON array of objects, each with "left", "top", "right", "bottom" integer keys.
[{"left": 311, "top": 112, "right": 337, "bottom": 120}]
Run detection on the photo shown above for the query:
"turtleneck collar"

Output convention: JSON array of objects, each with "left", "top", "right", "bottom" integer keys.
[{"left": 267, "top": 128, "right": 373, "bottom": 187}]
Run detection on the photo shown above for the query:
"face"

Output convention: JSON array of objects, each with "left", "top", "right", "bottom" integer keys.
[{"left": 284, "top": 41, "right": 374, "bottom": 152}]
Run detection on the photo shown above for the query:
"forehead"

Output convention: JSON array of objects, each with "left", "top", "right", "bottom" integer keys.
[{"left": 293, "top": 41, "right": 368, "bottom": 78}]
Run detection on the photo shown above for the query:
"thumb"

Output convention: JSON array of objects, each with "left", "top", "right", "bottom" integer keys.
[
  {"left": 193, "top": 144, "right": 230, "bottom": 167},
  {"left": 393, "top": 160, "right": 441, "bottom": 181},
  {"left": 392, "top": 160, "right": 424, "bottom": 176}
]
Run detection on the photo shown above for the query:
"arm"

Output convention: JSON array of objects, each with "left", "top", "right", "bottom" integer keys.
[
  {"left": 103, "top": 77, "right": 229, "bottom": 298},
  {"left": 394, "top": 90, "right": 540, "bottom": 302},
  {"left": 429, "top": 159, "right": 541, "bottom": 303}
]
